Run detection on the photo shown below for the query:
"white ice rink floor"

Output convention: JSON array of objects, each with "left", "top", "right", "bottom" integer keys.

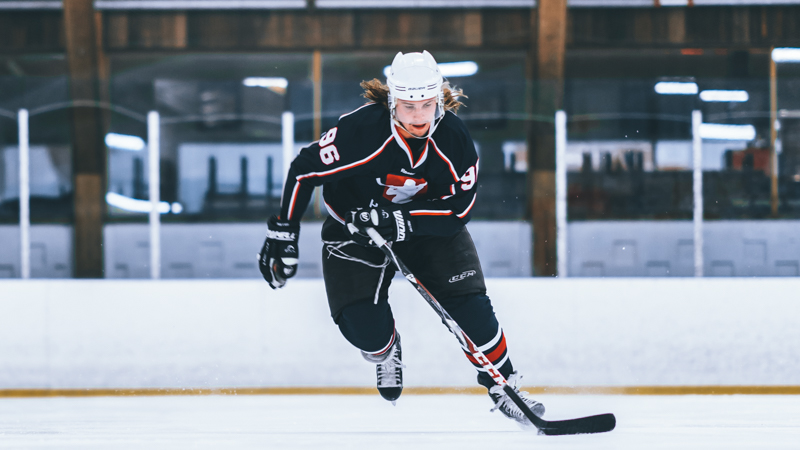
[{"left": 0, "top": 394, "right": 798, "bottom": 449}]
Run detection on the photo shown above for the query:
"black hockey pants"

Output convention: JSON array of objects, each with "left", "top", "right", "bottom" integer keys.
[{"left": 320, "top": 217, "right": 514, "bottom": 389}]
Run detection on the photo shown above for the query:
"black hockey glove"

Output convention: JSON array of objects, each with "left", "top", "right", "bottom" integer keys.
[
  {"left": 258, "top": 215, "right": 300, "bottom": 289},
  {"left": 344, "top": 207, "right": 414, "bottom": 247}
]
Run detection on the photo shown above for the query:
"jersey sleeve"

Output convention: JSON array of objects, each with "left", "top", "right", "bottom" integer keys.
[
  {"left": 279, "top": 113, "right": 389, "bottom": 222},
  {"left": 402, "top": 115, "right": 480, "bottom": 236}
]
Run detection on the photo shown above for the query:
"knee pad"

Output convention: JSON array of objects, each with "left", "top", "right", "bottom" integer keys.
[
  {"left": 439, "top": 293, "right": 498, "bottom": 345},
  {"left": 336, "top": 299, "right": 395, "bottom": 353}
]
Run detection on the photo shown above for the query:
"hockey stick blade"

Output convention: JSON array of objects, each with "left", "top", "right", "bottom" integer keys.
[
  {"left": 364, "top": 228, "right": 616, "bottom": 436},
  {"left": 537, "top": 413, "right": 616, "bottom": 436},
  {"left": 504, "top": 384, "right": 616, "bottom": 435}
]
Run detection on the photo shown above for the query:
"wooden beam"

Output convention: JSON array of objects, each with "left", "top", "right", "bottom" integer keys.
[
  {"left": 770, "top": 51, "right": 778, "bottom": 217},
  {"left": 7, "top": 7, "right": 800, "bottom": 55},
  {"left": 64, "top": 0, "right": 105, "bottom": 278},
  {"left": 666, "top": 7, "right": 686, "bottom": 44},
  {"left": 95, "top": 10, "right": 531, "bottom": 52},
  {"left": 528, "top": 0, "right": 567, "bottom": 277},
  {"left": 311, "top": 49, "right": 323, "bottom": 218},
  {"left": 464, "top": 11, "right": 482, "bottom": 47}
]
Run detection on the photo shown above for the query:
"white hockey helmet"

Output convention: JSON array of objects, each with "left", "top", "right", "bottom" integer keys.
[{"left": 386, "top": 50, "right": 445, "bottom": 123}]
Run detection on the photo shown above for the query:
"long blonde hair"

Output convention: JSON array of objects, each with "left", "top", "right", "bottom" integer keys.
[{"left": 360, "top": 78, "right": 466, "bottom": 113}]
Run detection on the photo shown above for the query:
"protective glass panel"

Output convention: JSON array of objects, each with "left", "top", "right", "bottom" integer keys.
[
  {"left": 106, "top": 53, "right": 312, "bottom": 279},
  {"left": 0, "top": 87, "right": 18, "bottom": 278},
  {"left": 0, "top": 55, "right": 73, "bottom": 279},
  {"left": 563, "top": 49, "right": 797, "bottom": 278}
]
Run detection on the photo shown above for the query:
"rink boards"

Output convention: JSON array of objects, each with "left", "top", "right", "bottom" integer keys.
[{"left": 1, "top": 278, "right": 799, "bottom": 392}]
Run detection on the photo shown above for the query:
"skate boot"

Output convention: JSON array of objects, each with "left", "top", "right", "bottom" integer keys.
[
  {"left": 361, "top": 333, "right": 404, "bottom": 404},
  {"left": 488, "top": 371, "right": 545, "bottom": 428}
]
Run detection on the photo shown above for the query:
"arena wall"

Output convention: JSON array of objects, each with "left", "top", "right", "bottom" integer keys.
[{"left": 1, "top": 278, "right": 798, "bottom": 390}]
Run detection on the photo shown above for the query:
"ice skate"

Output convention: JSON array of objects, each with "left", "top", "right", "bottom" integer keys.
[
  {"left": 489, "top": 371, "right": 545, "bottom": 429},
  {"left": 362, "top": 333, "right": 404, "bottom": 404}
]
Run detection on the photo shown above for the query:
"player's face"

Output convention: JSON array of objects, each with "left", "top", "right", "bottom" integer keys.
[{"left": 395, "top": 98, "right": 436, "bottom": 137}]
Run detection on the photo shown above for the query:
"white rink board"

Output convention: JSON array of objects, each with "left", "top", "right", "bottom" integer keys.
[{"left": 1, "top": 278, "right": 799, "bottom": 389}]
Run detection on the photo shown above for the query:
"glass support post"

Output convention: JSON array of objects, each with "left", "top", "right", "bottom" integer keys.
[
  {"left": 555, "top": 110, "right": 568, "bottom": 278},
  {"left": 282, "top": 111, "right": 295, "bottom": 183},
  {"left": 148, "top": 111, "right": 161, "bottom": 280},
  {"left": 18, "top": 109, "right": 30, "bottom": 280},
  {"left": 770, "top": 51, "right": 779, "bottom": 217},
  {"left": 692, "top": 110, "right": 703, "bottom": 277}
]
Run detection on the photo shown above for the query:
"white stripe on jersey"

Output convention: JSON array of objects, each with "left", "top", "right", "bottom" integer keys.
[
  {"left": 338, "top": 102, "right": 375, "bottom": 120},
  {"left": 324, "top": 201, "right": 345, "bottom": 224},
  {"left": 429, "top": 137, "right": 460, "bottom": 183},
  {"left": 456, "top": 193, "right": 477, "bottom": 219},
  {"left": 296, "top": 135, "right": 393, "bottom": 181},
  {"left": 391, "top": 122, "right": 429, "bottom": 169},
  {"left": 408, "top": 209, "right": 453, "bottom": 216},
  {"left": 477, "top": 325, "right": 503, "bottom": 352},
  {"left": 286, "top": 182, "right": 302, "bottom": 221},
  {"left": 363, "top": 330, "right": 396, "bottom": 356}
]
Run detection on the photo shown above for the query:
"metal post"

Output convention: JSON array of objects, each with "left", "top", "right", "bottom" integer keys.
[
  {"left": 18, "top": 109, "right": 30, "bottom": 280},
  {"left": 281, "top": 111, "right": 295, "bottom": 183},
  {"left": 148, "top": 111, "right": 161, "bottom": 280},
  {"left": 692, "top": 110, "right": 703, "bottom": 277},
  {"left": 555, "top": 110, "right": 568, "bottom": 278}
]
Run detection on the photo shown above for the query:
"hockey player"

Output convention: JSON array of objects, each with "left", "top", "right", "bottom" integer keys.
[{"left": 259, "top": 50, "right": 545, "bottom": 427}]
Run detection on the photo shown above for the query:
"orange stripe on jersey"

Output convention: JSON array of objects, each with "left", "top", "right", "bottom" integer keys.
[
  {"left": 456, "top": 193, "right": 477, "bottom": 219},
  {"left": 415, "top": 141, "right": 429, "bottom": 167},
  {"left": 286, "top": 183, "right": 301, "bottom": 221},
  {"left": 395, "top": 128, "right": 428, "bottom": 168},
  {"left": 463, "top": 334, "right": 507, "bottom": 365},
  {"left": 439, "top": 185, "right": 456, "bottom": 200},
  {"left": 484, "top": 335, "right": 507, "bottom": 363},
  {"left": 430, "top": 138, "right": 459, "bottom": 183},
  {"left": 296, "top": 136, "right": 393, "bottom": 181},
  {"left": 363, "top": 327, "right": 397, "bottom": 356},
  {"left": 324, "top": 201, "right": 344, "bottom": 224},
  {"left": 409, "top": 210, "right": 452, "bottom": 216},
  {"left": 397, "top": 132, "right": 412, "bottom": 161}
]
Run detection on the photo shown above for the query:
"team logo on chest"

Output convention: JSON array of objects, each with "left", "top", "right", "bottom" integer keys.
[{"left": 377, "top": 174, "right": 428, "bottom": 204}]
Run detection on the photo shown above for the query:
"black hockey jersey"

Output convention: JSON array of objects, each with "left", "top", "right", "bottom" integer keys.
[{"left": 279, "top": 103, "right": 479, "bottom": 236}]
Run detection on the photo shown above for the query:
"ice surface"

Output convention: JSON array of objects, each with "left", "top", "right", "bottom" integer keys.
[{"left": 0, "top": 394, "right": 798, "bottom": 449}]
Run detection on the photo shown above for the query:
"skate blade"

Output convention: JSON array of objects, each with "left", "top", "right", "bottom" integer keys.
[{"left": 391, "top": 400, "right": 397, "bottom": 406}]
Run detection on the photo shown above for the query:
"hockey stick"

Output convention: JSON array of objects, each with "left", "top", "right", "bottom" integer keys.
[{"left": 365, "top": 228, "right": 616, "bottom": 436}]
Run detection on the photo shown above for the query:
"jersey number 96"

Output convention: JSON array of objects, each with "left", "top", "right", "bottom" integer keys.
[
  {"left": 319, "top": 127, "right": 340, "bottom": 165},
  {"left": 460, "top": 166, "right": 476, "bottom": 191}
]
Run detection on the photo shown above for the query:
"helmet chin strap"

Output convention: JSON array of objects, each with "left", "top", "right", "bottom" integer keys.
[
  {"left": 391, "top": 110, "right": 444, "bottom": 140},
  {"left": 389, "top": 95, "right": 445, "bottom": 139},
  {"left": 392, "top": 117, "right": 432, "bottom": 139}
]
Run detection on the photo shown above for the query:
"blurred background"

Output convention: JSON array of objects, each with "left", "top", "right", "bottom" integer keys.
[{"left": 3, "top": 0, "right": 800, "bottom": 280}]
